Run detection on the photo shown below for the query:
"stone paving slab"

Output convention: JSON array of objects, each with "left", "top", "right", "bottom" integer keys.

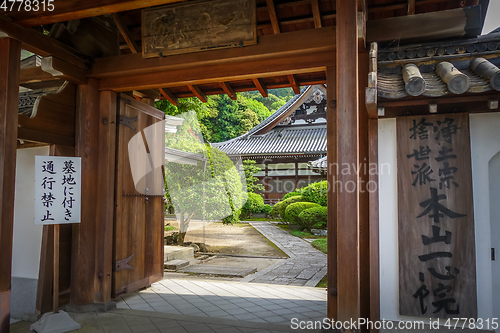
[
  {"left": 180, "top": 264, "right": 257, "bottom": 277},
  {"left": 113, "top": 278, "right": 327, "bottom": 327},
  {"left": 240, "top": 221, "right": 327, "bottom": 287}
]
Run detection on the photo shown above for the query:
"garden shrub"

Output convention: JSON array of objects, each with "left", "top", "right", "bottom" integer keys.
[
  {"left": 270, "top": 201, "right": 283, "bottom": 218},
  {"left": 284, "top": 202, "right": 321, "bottom": 225},
  {"left": 261, "top": 204, "right": 273, "bottom": 215},
  {"left": 240, "top": 192, "right": 264, "bottom": 218},
  {"left": 301, "top": 181, "right": 328, "bottom": 206},
  {"left": 298, "top": 206, "right": 328, "bottom": 230},
  {"left": 278, "top": 195, "right": 305, "bottom": 218},
  {"left": 282, "top": 190, "right": 302, "bottom": 201}
]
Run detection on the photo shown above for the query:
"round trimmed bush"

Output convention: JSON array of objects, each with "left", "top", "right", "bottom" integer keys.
[
  {"left": 298, "top": 206, "right": 328, "bottom": 230},
  {"left": 277, "top": 195, "right": 305, "bottom": 218},
  {"left": 282, "top": 190, "right": 302, "bottom": 201},
  {"left": 261, "top": 204, "right": 273, "bottom": 215},
  {"left": 284, "top": 202, "right": 321, "bottom": 225},
  {"left": 270, "top": 201, "right": 283, "bottom": 218},
  {"left": 301, "top": 181, "right": 328, "bottom": 206},
  {"left": 240, "top": 193, "right": 264, "bottom": 218}
]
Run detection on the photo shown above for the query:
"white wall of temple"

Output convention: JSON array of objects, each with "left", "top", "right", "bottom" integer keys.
[
  {"left": 11, "top": 146, "right": 50, "bottom": 279},
  {"left": 378, "top": 113, "right": 500, "bottom": 322}
]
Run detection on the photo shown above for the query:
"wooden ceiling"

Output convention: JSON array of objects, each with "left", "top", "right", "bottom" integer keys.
[{"left": 1, "top": 0, "right": 482, "bottom": 104}]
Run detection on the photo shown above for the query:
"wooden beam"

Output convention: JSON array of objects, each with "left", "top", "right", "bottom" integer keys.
[
  {"left": 94, "top": 90, "right": 117, "bottom": 304},
  {"left": 188, "top": 85, "right": 207, "bottom": 103},
  {"left": 336, "top": 0, "right": 360, "bottom": 321},
  {"left": 367, "top": 6, "right": 483, "bottom": 43},
  {"left": 0, "top": 37, "right": 21, "bottom": 332},
  {"left": 408, "top": 0, "right": 416, "bottom": 15},
  {"left": 71, "top": 78, "right": 100, "bottom": 305},
  {"left": 20, "top": 66, "right": 59, "bottom": 85},
  {"left": 134, "top": 89, "right": 162, "bottom": 99},
  {"left": 160, "top": 88, "right": 179, "bottom": 105},
  {"left": 311, "top": 0, "right": 322, "bottom": 28},
  {"left": 266, "top": 0, "right": 281, "bottom": 34},
  {"left": 253, "top": 78, "right": 268, "bottom": 97},
  {"left": 326, "top": 66, "right": 337, "bottom": 321},
  {"left": 288, "top": 75, "right": 300, "bottom": 94},
  {"left": 6, "top": 0, "right": 186, "bottom": 27},
  {"left": 41, "top": 56, "right": 87, "bottom": 85},
  {"left": 112, "top": 13, "right": 139, "bottom": 53},
  {"left": 17, "top": 128, "right": 75, "bottom": 147},
  {"left": 91, "top": 27, "right": 336, "bottom": 79},
  {"left": 0, "top": 16, "right": 86, "bottom": 69},
  {"left": 220, "top": 82, "right": 237, "bottom": 100},
  {"left": 368, "top": 118, "right": 380, "bottom": 326},
  {"left": 100, "top": 51, "right": 333, "bottom": 91}
]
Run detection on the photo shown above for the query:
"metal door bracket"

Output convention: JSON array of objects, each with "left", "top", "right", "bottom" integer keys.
[
  {"left": 114, "top": 252, "right": 135, "bottom": 272},
  {"left": 117, "top": 115, "right": 138, "bottom": 133}
]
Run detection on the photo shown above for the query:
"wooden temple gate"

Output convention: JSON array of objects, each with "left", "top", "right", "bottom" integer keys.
[{"left": 0, "top": 0, "right": 488, "bottom": 331}]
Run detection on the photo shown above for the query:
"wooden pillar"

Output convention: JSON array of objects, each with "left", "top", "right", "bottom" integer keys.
[
  {"left": 0, "top": 37, "right": 21, "bottom": 333},
  {"left": 358, "top": 51, "right": 371, "bottom": 324},
  {"left": 71, "top": 78, "right": 100, "bottom": 305},
  {"left": 368, "top": 119, "right": 380, "bottom": 329},
  {"left": 94, "top": 91, "right": 117, "bottom": 304},
  {"left": 326, "top": 66, "right": 338, "bottom": 320},
  {"left": 336, "top": 0, "right": 360, "bottom": 321}
]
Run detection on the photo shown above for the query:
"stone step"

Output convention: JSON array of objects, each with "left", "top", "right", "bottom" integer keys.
[
  {"left": 179, "top": 264, "right": 257, "bottom": 277},
  {"left": 164, "top": 259, "right": 190, "bottom": 270},
  {"left": 164, "top": 245, "right": 194, "bottom": 263}
]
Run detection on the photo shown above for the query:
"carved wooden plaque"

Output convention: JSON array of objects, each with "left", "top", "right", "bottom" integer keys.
[
  {"left": 397, "top": 113, "right": 477, "bottom": 318},
  {"left": 142, "top": 0, "right": 256, "bottom": 58}
]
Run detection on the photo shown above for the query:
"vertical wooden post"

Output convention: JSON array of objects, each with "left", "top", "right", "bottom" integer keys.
[
  {"left": 71, "top": 78, "right": 100, "bottom": 305},
  {"left": 0, "top": 37, "right": 21, "bottom": 332},
  {"left": 53, "top": 225, "right": 60, "bottom": 313},
  {"left": 358, "top": 51, "right": 371, "bottom": 325},
  {"left": 336, "top": 0, "right": 360, "bottom": 321},
  {"left": 94, "top": 91, "right": 117, "bottom": 304},
  {"left": 326, "top": 66, "right": 338, "bottom": 320},
  {"left": 368, "top": 118, "right": 380, "bottom": 330}
]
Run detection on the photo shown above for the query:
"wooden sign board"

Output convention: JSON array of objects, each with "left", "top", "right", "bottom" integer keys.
[
  {"left": 142, "top": 0, "right": 257, "bottom": 58},
  {"left": 396, "top": 114, "right": 477, "bottom": 318},
  {"left": 34, "top": 156, "right": 81, "bottom": 225}
]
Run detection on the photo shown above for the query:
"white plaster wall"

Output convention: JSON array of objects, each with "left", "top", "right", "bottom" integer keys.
[
  {"left": 378, "top": 113, "right": 500, "bottom": 321},
  {"left": 11, "top": 146, "right": 50, "bottom": 279}
]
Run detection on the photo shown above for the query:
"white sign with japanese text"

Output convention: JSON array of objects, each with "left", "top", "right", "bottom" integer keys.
[{"left": 34, "top": 156, "right": 81, "bottom": 225}]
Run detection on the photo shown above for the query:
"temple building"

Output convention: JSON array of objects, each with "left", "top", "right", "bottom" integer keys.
[{"left": 214, "top": 85, "right": 327, "bottom": 203}]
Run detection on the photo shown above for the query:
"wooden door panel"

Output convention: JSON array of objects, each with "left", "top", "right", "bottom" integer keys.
[{"left": 113, "top": 94, "right": 165, "bottom": 296}]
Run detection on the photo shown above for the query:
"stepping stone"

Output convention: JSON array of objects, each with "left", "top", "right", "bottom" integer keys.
[
  {"left": 165, "top": 259, "right": 190, "bottom": 270},
  {"left": 180, "top": 265, "right": 257, "bottom": 277}
]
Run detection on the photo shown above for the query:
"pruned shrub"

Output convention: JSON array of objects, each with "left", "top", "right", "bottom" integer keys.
[
  {"left": 277, "top": 195, "right": 305, "bottom": 218},
  {"left": 301, "top": 181, "right": 328, "bottom": 206},
  {"left": 284, "top": 202, "right": 321, "bottom": 225},
  {"left": 282, "top": 190, "right": 302, "bottom": 201},
  {"left": 270, "top": 201, "right": 283, "bottom": 218},
  {"left": 240, "top": 192, "right": 264, "bottom": 218},
  {"left": 261, "top": 204, "right": 273, "bottom": 216},
  {"left": 298, "top": 206, "right": 328, "bottom": 230}
]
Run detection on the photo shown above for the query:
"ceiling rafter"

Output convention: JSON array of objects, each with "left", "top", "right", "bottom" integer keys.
[
  {"left": 253, "top": 78, "right": 268, "bottom": 97},
  {"left": 311, "top": 0, "right": 322, "bottom": 28},
  {"left": 188, "top": 85, "right": 207, "bottom": 103},
  {"left": 160, "top": 88, "right": 179, "bottom": 105},
  {"left": 288, "top": 75, "right": 301, "bottom": 94},
  {"left": 266, "top": 0, "right": 281, "bottom": 34},
  {"left": 112, "top": 13, "right": 139, "bottom": 53},
  {"left": 219, "top": 82, "right": 237, "bottom": 100}
]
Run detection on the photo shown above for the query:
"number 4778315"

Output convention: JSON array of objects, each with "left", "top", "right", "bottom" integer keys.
[{"left": 0, "top": 0, "right": 54, "bottom": 12}]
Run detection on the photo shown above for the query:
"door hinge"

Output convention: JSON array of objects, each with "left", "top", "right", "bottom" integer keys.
[
  {"left": 117, "top": 115, "right": 138, "bottom": 133},
  {"left": 114, "top": 286, "right": 128, "bottom": 297},
  {"left": 113, "top": 252, "right": 135, "bottom": 272}
]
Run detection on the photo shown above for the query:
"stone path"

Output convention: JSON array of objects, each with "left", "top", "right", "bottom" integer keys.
[
  {"left": 241, "top": 221, "right": 327, "bottom": 287},
  {"left": 113, "top": 278, "right": 326, "bottom": 327}
]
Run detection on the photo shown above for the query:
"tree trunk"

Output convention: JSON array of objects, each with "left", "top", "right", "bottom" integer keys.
[{"left": 177, "top": 211, "right": 195, "bottom": 245}]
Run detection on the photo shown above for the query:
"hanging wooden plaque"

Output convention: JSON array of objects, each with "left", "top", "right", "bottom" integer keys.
[
  {"left": 142, "top": 0, "right": 257, "bottom": 58},
  {"left": 397, "top": 113, "right": 477, "bottom": 318}
]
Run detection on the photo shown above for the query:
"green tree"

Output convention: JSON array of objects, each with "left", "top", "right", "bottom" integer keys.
[
  {"left": 164, "top": 112, "right": 246, "bottom": 244},
  {"left": 243, "top": 159, "right": 265, "bottom": 193}
]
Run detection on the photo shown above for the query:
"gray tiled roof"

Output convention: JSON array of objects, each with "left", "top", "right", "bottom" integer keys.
[
  {"left": 214, "top": 85, "right": 327, "bottom": 156},
  {"left": 309, "top": 156, "right": 327, "bottom": 170}
]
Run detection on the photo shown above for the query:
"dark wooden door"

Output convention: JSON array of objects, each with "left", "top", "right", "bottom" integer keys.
[{"left": 112, "top": 94, "right": 165, "bottom": 296}]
